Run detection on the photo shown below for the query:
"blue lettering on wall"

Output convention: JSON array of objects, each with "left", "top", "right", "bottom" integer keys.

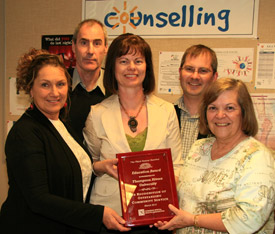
[
  {"left": 155, "top": 13, "right": 168, "bottom": 28},
  {"left": 131, "top": 12, "right": 142, "bottom": 26},
  {"left": 204, "top": 13, "right": 215, "bottom": 26},
  {"left": 189, "top": 5, "right": 194, "bottom": 27},
  {"left": 169, "top": 12, "right": 180, "bottom": 27},
  {"left": 197, "top": 7, "right": 203, "bottom": 25},
  {"left": 218, "top": 10, "right": 230, "bottom": 32},
  {"left": 143, "top": 14, "right": 154, "bottom": 26},
  {"left": 104, "top": 5, "right": 231, "bottom": 32},
  {"left": 181, "top": 6, "right": 186, "bottom": 27},
  {"left": 104, "top": 12, "right": 116, "bottom": 27}
]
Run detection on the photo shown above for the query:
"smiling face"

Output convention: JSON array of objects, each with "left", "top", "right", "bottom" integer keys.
[
  {"left": 206, "top": 90, "right": 244, "bottom": 141},
  {"left": 179, "top": 53, "right": 217, "bottom": 98},
  {"left": 115, "top": 51, "right": 146, "bottom": 91},
  {"left": 72, "top": 23, "right": 107, "bottom": 74},
  {"left": 30, "top": 65, "right": 68, "bottom": 120}
]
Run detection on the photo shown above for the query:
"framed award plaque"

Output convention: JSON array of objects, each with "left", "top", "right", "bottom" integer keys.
[{"left": 116, "top": 148, "right": 178, "bottom": 227}]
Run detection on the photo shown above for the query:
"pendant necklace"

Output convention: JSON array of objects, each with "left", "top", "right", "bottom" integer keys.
[{"left": 119, "top": 95, "right": 146, "bottom": 133}]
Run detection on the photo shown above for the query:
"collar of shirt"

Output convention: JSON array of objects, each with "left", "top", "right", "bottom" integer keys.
[
  {"left": 177, "top": 96, "right": 199, "bottom": 119},
  {"left": 72, "top": 68, "right": 105, "bottom": 94}
]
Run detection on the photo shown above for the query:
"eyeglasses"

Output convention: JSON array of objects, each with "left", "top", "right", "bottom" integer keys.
[{"left": 182, "top": 66, "right": 213, "bottom": 75}]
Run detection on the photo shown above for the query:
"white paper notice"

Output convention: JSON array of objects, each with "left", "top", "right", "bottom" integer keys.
[
  {"left": 158, "top": 51, "right": 182, "bottom": 95},
  {"left": 214, "top": 48, "right": 254, "bottom": 82},
  {"left": 251, "top": 93, "right": 275, "bottom": 151},
  {"left": 9, "top": 77, "right": 29, "bottom": 115},
  {"left": 255, "top": 43, "right": 275, "bottom": 89}
]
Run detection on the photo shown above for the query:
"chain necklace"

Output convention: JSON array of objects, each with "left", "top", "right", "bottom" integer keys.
[{"left": 119, "top": 95, "right": 146, "bottom": 133}]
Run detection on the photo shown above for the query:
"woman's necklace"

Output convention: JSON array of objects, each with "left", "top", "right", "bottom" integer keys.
[{"left": 119, "top": 95, "right": 146, "bottom": 133}]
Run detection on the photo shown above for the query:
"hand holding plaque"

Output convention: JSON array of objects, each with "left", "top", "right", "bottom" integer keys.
[{"left": 116, "top": 148, "right": 178, "bottom": 227}]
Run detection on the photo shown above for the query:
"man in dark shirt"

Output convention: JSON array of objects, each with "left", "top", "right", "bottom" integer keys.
[{"left": 69, "top": 19, "right": 108, "bottom": 141}]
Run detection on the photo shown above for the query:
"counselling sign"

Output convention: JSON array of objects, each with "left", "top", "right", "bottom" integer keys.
[{"left": 83, "top": 0, "right": 259, "bottom": 38}]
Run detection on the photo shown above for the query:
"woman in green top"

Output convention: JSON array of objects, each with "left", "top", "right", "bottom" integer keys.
[{"left": 83, "top": 33, "right": 183, "bottom": 234}]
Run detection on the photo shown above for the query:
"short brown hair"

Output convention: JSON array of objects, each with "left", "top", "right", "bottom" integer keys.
[
  {"left": 199, "top": 78, "right": 258, "bottom": 136},
  {"left": 180, "top": 44, "right": 218, "bottom": 74},
  {"left": 72, "top": 19, "right": 108, "bottom": 46},
  {"left": 103, "top": 33, "right": 155, "bottom": 95}
]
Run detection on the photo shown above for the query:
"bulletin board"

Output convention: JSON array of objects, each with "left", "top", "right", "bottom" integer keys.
[{"left": 5, "top": 0, "right": 275, "bottom": 114}]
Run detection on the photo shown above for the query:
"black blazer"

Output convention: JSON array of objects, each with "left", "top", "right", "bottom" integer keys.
[{"left": 0, "top": 106, "right": 104, "bottom": 234}]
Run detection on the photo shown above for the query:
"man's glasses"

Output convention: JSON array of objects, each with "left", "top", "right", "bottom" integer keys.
[{"left": 182, "top": 66, "right": 213, "bottom": 75}]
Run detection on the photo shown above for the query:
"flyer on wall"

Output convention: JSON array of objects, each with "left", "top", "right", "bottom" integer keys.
[
  {"left": 251, "top": 93, "right": 275, "bottom": 151},
  {"left": 41, "top": 35, "right": 76, "bottom": 77},
  {"left": 255, "top": 43, "right": 275, "bottom": 89}
]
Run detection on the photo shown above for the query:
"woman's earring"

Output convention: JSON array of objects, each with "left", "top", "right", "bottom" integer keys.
[
  {"left": 30, "top": 97, "right": 34, "bottom": 110},
  {"left": 63, "top": 102, "right": 67, "bottom": 108}
]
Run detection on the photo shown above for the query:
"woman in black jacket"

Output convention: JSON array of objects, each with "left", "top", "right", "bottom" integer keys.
[{"left": 0, "top": 49, "right": 130, "bottom": 234}]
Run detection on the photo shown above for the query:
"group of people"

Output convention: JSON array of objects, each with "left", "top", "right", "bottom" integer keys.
[{"left": 0, "top": 18, "right": 274, "bottom": 234}]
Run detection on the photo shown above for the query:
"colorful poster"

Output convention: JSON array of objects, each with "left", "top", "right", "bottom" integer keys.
[
  {"left": 215, "top": 48, "right": 254, "bottom": 83},
  {"left": 42, "top": 35, "right": 75, "bottom": 76}
]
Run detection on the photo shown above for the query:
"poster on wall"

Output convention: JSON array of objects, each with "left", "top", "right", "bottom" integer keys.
[
  {"left": 255, "top": 43, "right": 275, "bottom": 89},
  {"left": 41, "top": 35, "right": 75, "bottom": 77},
  {"left": 251, "top": 93, "right": 275, "bottom": 151},
  {"left": 215, "top": 48, "right": 254, "bottom": 83},
  {"left": 83, "top": 0, "right": 259, "bottom": 38},
  {"left": 158, "top": 51, "right": 182, "bottom": 95}
]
